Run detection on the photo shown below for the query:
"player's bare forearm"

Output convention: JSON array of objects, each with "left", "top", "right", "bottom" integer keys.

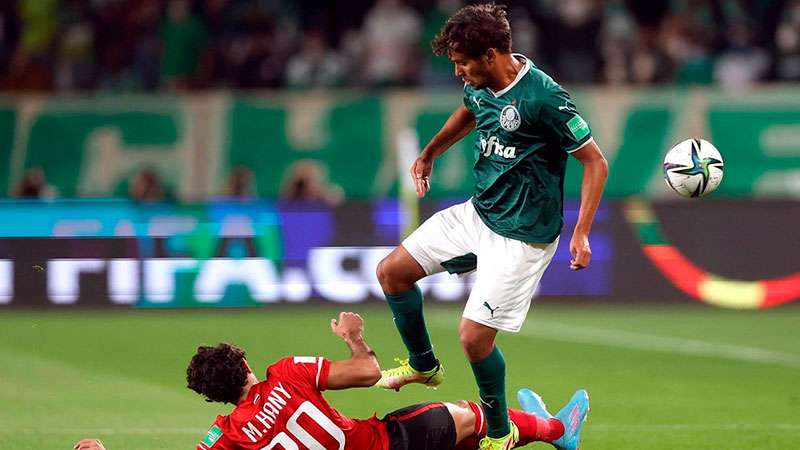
[
  {"left": 411, "top": 106, "right": 475, "bottom": 197},
  {"left": 420, "top": 105, "right": 475, "bottom": 161},
  {"left": 569, "top": 140, "right": 608, "bottom": 269},
  {"left": 572, "top": 140, "right": 608, "bottom": 234},
  {"left": 327, "top": 312, "right": 381, "bottom": 389},
  {"left": 343, "top": 333, "right": 376, "bottom": 359}
]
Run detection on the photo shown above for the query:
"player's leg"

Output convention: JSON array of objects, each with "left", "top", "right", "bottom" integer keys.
[
  {"left": 444, "top": 400, "right": 479, "bottom": 446},
  {"left": 381, "top": 398, "right": 565, "bottom": 450},
  {"left": 460, "top": 204, "right": 560, "bottom": 449},
  {"left": 518, "top": 388, "right": 590, "bottom": 450},
  {"left": 458, "top": 319, "right": 516, "bottom": 448},
  {"left": 376, "top": 201, "right": 477, "bottom": 390},
  {"left": 382, "top": 402, "right": 458, "bottom": 450},
  {"left": 446, "top": 400, "right": 565, "bottom": 449},
  {"left": 375, "top": 246, "right": 437, "bottom": 373}
]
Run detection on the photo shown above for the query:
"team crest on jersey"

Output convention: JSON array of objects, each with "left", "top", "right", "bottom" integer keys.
[{"left": 499, "top": 105, "right": 521, "bottom": 131}]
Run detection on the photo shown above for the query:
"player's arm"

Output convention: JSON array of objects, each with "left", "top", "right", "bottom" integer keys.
[
  {"left": 411, "top": 105, "right": 476, "bottom": 197},
  {"left": 569, "top": 139, "right": 608, "bottom": 270},
  {"left": 326, "top": 312, "right": 381, "bottom": 390},
  {"left": 74, "top": 439, "right": 106, "bottom": 450}
]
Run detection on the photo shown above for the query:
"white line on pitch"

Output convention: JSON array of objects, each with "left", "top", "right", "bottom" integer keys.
[{"left": 427, "top": 313, "right": 800, "bottom": 368}]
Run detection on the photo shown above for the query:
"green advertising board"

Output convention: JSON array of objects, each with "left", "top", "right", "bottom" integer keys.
[{"left": 1, "top": 87, "right": 799, "bottom": 200}]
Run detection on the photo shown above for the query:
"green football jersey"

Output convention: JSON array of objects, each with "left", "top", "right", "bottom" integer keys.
[{"left": 462, "top": 54, "right": 592, "bottom": 243}]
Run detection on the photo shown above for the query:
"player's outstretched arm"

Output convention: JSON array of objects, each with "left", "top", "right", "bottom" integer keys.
[
  {"left": 327, "top": 312, "right": 381, "bottom": 390},
  {"left": 74, "top": 439, "right": 106, "bottom": 450},
  {"left": 569, "top": 139, "right": 608, "bottom": 270},
  {"left": 411, "top": 105, "right": 475, "bottom": 197}
]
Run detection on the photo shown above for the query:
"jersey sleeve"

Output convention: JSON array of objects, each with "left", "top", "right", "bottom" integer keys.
[
  {"left": 196, "top": 423, "right": 230, "bottom": 450},
  {"left": 268, "top": 356, "right": 331, "bottom": 391},
  {"left": 535, "top": 88, "right": 593, "bottom": 153},
  {"left": 462, "top": 84, "right": 476, "bottom": 115}
]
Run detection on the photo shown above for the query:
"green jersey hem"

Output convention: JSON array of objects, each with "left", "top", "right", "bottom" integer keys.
[{"left": 471, "top": 198, "right": 561, "bottom": 244}]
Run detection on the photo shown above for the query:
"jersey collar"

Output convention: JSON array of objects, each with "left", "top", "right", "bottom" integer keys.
[{"left": 489, "top": 53, "right": 531, "bottom": 98}]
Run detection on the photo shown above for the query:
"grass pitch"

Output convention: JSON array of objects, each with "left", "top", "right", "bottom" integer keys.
[{"left": 1, "top": 302, "right": 798, "bottom": 449}]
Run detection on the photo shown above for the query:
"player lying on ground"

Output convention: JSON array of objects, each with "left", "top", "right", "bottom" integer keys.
[
  {"left": 376, "top": 4, "right": 606, "bottom": 450},
  {"left": 74, "top": 312, "right": 589, "bottom": 450}
]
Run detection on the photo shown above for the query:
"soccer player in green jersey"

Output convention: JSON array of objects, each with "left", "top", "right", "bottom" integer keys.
[{"left": 375, "top": 4, "right": 607, "bottom": 450}]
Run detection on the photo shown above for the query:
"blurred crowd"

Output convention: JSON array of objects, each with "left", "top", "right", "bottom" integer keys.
[
  {"left": 14, "top": 161, "right": 345, "bottom": 204},
  {"left": 1, "top": 0, "right": 799, "bottom": 92}
]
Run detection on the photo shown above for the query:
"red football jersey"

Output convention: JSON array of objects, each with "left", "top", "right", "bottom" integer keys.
[{"left": 196, "top": 356, "right": 389, "bottom": 450}]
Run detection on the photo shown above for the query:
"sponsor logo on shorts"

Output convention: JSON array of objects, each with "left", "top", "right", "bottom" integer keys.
[{"left": 483, "top": 301, "right": 498, "bottom": 317}]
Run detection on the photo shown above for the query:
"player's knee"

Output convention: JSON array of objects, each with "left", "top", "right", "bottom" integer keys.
[
  {"left": 459, "top": 332, "right": 483, "bottom": 360},
  {"left": 459, "top": 320, "right": 498, "bottom": 359},
  {"left": 376, "top": 257, "right": 394, "bottom": 287},
  {"left": 376, "top": 253, "right": 415, "bottom": 293}
]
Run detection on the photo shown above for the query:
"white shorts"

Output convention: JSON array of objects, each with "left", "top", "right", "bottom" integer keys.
[{"left": 402, "top": 200, "right": 558, "bottom": 332}]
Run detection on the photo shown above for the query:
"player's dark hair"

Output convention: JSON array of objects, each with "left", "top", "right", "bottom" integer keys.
[
  {"left": 431, "top": 3, "right": 512, "bottom": 58},
  {"left": 187, "top": 343, "right": 249, "bottom": 404}
]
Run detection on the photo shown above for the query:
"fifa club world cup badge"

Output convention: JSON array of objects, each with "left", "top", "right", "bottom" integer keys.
[{"left": 499, "top": 105, "right": 521, "bottom": 131}]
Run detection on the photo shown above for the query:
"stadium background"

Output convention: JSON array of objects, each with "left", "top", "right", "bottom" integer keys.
[{"left": 0, "top": 0, "right": 798, "bottom": 449}]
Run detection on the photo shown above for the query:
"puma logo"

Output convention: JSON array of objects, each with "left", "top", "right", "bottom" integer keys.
[
  {"left": 483, "top": 301, "right": 498, "bottom": 317},
  {"left": 473, "top": 96, "right": 482, "bottom": 109}
]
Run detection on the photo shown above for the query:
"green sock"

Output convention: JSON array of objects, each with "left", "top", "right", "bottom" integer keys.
[
  {"left": 470, "top": 346, "right": 509, "bottom": 438},
  {"left": 384, "top": 285, "right": 437, "bottom": 372}
]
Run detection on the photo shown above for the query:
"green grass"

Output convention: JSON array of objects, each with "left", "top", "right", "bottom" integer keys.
[{"left": 1, "top": 302, "right": 799, "bottom": 449}]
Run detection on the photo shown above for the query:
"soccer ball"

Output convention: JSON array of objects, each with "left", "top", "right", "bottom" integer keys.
[{"left": 663, "top": 138, "right": 724, "bottom": 198}]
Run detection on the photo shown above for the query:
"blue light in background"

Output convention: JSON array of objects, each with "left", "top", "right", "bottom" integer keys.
[
  {"left": 278, "top": 202, "right": 334, "bottom": 264},
  {"left": 373, "top": 199, "right": 404, "bottom": 244}
]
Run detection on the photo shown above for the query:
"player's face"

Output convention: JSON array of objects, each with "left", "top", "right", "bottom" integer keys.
[
  {"left": 244, "top": 360, "right": 258, "bottom": 385},
  {"left": 449, "top": 49, "right": 491, "bottom": 88}
]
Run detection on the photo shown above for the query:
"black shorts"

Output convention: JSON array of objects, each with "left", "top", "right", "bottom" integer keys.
[{"left": 383, "top": 402, "right": 457, "bottom": 450}]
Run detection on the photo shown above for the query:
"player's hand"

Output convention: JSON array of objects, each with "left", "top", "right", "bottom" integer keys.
[
  {"left": 410, "top": 156, "right": 433, "bottom": 198},
  {"left": 330, "top": 312, "right": 365, "bottom": 342},
  {"left": 74, "top": 439, "right": 106, "bottom": 450},
  {"left": 569, "top": 232, "right": 591, "bottom": 270}
]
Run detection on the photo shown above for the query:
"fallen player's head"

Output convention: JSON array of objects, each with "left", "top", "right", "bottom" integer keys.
[{"left": 186, "top": 343, "right": 250, "bottom": 404}]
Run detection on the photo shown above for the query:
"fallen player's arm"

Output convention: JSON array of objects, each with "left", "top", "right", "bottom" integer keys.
[
  {"left": 327, "top": 312, "right": 381, "bottom": 390},
  {"left": 74, "top": 439, "right": 106, "bottom": 450}
]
